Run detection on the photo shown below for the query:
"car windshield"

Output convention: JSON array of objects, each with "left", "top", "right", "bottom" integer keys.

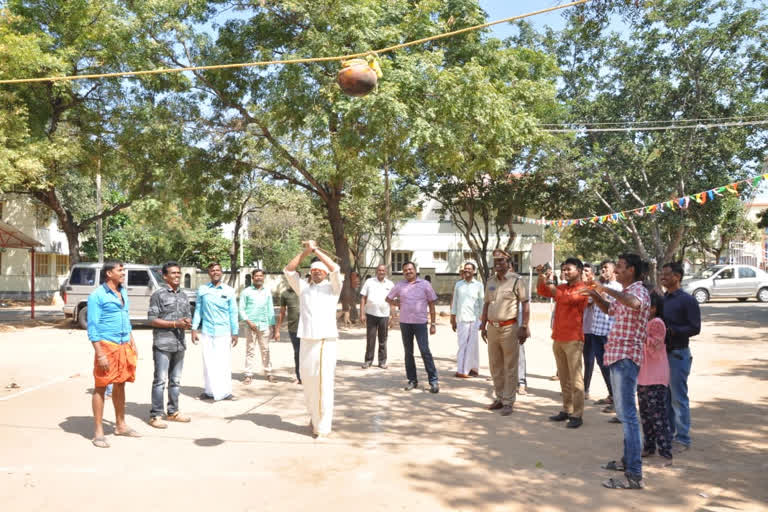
[
  {"left": 150, "top": 268, "right": 164, "bottom": 285},
  {"left": 692, "top": 266, "right": 723, "bottom": 279}
]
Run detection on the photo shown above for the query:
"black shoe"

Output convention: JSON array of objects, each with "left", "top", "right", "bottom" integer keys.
[
  {"left": 404, "top": 382, "right": 418, "bottom": 391},
  {"left": 361, "top": 362, "right": 372, "bottom": 369},
  {"left": 549, "top": 411, "right": 570, "bottom": 422},
  {"left": 198, "top": 392, "right": 213, "bottom": 400},
  {"left": 566, "top": 416, "right": 583, "bottom": 428},
  {"left": 487, "top": 400, "right": 504, "bottom": 410},
  {"left": 609, "top": 416, "right": 621, "bottom": 423},
  {"left": 429, "top": 383, "right": 439, "bottom": 394},
  {"left": 378, "top": 363, "right": 388, "bottom": 369}
]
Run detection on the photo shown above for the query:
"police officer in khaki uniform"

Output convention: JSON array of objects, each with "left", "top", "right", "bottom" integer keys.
[{"left": 480, "top": 249, "right": 531, "bottom": 416}]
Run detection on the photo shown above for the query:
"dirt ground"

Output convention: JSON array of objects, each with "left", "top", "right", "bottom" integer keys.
[{"left": 0, "top": 302, "right": 766, "bottom": 512}]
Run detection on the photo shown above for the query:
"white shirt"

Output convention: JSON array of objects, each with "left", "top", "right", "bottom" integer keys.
[
  {"left": 283, "top": 268, "right": 344, "bottom": 340},
  {"left": 360, "top": 277, "right": 394, "bottom": 317},
  {"left": 450, "top": 279, "right": 484, "bottom": 322}
]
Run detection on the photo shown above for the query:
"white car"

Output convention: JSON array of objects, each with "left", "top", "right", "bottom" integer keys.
[
  {"left": 61, "top": 263, "right": 197, "bottom": 328},
  {"left": 681, "top": 264, "right": 768, "bottom": 304}
]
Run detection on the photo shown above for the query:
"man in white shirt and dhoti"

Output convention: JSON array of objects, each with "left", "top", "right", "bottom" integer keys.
[
  {"left": 284, "top": 240, "right": 343, "bottom": 439},
  {"left": 450, "top": 262, "right": 484, "bottom": 378}
]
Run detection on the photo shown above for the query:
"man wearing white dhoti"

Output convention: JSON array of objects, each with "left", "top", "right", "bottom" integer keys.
[
  {"left": 284, "top": 241, "right": 343, "bottom": 439},
  {"left": 191, "top": 263, "right": 239, "bottom": 401},
  {"left": 450, "top": 262, "right": 484, "bottom": 378}
]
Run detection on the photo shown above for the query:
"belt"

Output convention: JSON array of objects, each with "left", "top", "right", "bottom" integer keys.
[{"left": 489, "top": 318, "right": 517, "bottom": 328}]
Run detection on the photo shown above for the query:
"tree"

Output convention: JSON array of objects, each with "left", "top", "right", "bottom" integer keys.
[
  {"left": 517, "top": 0, "right": 768, "bottom": 270},
  {"left": 129, "top": 0, "right": 558, "bottom": 313},
  {"left": 0, "top": 1, "right": 191, "bottom": 263}
]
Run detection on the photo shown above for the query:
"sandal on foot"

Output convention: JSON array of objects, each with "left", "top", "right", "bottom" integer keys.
[
  {"left": 602, "top": 477, "right": 644, "bottom": 490},
  {"left": 92, "top": 436, "right": 110, "bottom": 448},
  {"left": 601, "top": 460, "right": 625, "bottom": 471},
  {"left": 115, "top": 428, "right": 142, "bottom": 438}
]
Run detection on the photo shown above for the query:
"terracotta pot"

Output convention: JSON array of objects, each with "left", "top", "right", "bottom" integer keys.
[{"left": 337, "top": 59, "right": 378, "bottom": 97}]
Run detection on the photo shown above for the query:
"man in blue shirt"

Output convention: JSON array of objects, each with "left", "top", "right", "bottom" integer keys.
[
  {"left": 87, "top": 261, "right": 141, "bottom": 448},
  {"left": 191, "top": 262, "right": 239, "bottom": 401},
  {"left": 660, "top": 262, "right": 701, "bottom": 453}
]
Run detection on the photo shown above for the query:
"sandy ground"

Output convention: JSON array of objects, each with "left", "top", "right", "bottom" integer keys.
[{"left": 0, "top": 302, "right": 766, "bottom": 512}]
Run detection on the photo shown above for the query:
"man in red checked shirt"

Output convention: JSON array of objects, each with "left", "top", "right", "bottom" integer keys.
[{"left": 582, "top": 253, "right": 650, "bottom": 490}]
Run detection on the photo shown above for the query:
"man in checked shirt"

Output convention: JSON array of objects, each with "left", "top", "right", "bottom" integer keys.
[{"left": 582, "top": 253, "right": 650, "bottom": 490}]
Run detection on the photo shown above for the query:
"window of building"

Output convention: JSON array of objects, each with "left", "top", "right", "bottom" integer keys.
[
  {"left": 184, "top": 273, "right": 191, "bottom": 288},
  {"left": 509, "top": 252, "right": 521, "bottom": 272},
  {"left": 35, "top": 253, "right": 53, "bottom": 276},
  {"left": 432, "top": 251, "right": 447, "bottom": 262},
  {"left": 463, "top": 251, "right": 475, "bottom": 262},
  {"left": 55, "top": 254, "right": 69, "bottom": 275},
  {"left": 391, "top": 251, "right": 412, "bottom": 273}
]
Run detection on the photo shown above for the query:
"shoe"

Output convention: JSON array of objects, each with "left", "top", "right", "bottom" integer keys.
[
  {"left": 167, "top": 412, "right": 191, "bottom": 423},
  {"left": 148, "top": 416, "right": 167, "bottom": 429},
  {"left": 500, "top": 404, "right": 514, "bottom": 416},
  {"left": 267, "top": 375, "right": 277, "bottom": 383},
  {"left": 455, "top": 372, "right": 469, "bottom": 378},
  {"left": 566, "top": 416, "right": 583, "bottom": 428},
  {"left": 672, "top": 441, "right": 690, "bottom": 454},
  {"left": 517, "top": 385, "right": 527, "bottom": 395},
  {"left": 641, "top": 448, "right": 655, "bottom": 458},
  {"left": 609, "top": 416, "right": 621, "bottom": 423},
  {"left": 378, "top": 363, "right": 388, "bottom": 369},
  {"left": 595, "top": 396, "right": 613, "bottom": 405},
  {"left": 361, "top": 362, "right": 372, "bottom": 369},
  {"left": 198, "top": 392, "right": 213, "bottom": 400},
  {"left": 602, "top": 404, "right": 615, "bottom": 413},
  {"left": 602, "top": 476, "right": 644, "bottom": 490},
  {"left": 404, "top": 382, "right": 418, "bottom": 391},
  {"left": 487, "top": 400, "right": 503, "bottom": 410},
  {"left": 468, "top": 369, "right": 479, "bottom": 377},
  {"left": 549, "top": 411, "right": 570, "bottom": 422},
  {"left": 429, "top": 383, "right": 439, "bottom": 394}
]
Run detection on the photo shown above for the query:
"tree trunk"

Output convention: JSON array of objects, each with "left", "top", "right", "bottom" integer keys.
[
  {"left": 326, "top": 192, "right": 356, "bottom": 322},
  {"left": 228, "top": 210, "right": 243, "bottom": 287},
  {"left": 32, "top": 188, "right": 82, "bottom": 264},
  {"left": 384, "top": 165, "right": 392, "bottom": 270}
]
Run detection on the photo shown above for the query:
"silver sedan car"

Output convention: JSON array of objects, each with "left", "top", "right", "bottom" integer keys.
[{"left": 681, "top": 264, "right": 768, "bottom": 304}]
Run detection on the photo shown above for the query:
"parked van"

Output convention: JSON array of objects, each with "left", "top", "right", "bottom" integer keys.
[{"left": 62, "top": 263, "right": 197, "bottom": 329}]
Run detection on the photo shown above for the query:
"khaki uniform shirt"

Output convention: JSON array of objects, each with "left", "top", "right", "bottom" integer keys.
[{"left": 485, "top": 271, "right": 529, "bottom": 322}]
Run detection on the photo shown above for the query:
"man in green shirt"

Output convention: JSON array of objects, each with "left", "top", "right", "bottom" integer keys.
[
  {"left": 238, "top": 269, "right": 276, "bottom": 384},
  {"left": 276, "top": 281, "right": 301, "bottom": 384}
]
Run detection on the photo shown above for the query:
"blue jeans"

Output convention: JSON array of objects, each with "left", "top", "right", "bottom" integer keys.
[
  {"left": 592, "top": 334, "right": 613, "bottom": 397},
  {"left": 667, "top": 347, "right": 692, "bottom": 446},
  {"left": 289, "top": 331, "right": 301, "bottom": 382},
  {"left": 150, "top": 347, "right": 185, "bottom": 418},
  {"left": 400, "top": 323, "right": 438, "bottom": 385},
  {"left": 609, "top": 358, "right": 642, "bottom": 480}
]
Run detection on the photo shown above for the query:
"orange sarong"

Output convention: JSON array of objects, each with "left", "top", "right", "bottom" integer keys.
[{"left": 93, "top": 341, "right": 137, "bottom": 387}]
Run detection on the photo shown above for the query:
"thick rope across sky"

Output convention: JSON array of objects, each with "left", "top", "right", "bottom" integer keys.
[{"left": 0, "top": 0, "right": 590, "bottom": 85}]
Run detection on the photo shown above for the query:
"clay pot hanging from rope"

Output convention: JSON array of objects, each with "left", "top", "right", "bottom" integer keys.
[{"left": 337, "top": 58, "right": 382, "bottom": 97}]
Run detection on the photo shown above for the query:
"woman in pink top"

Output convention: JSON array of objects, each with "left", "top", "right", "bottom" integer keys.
[{"left": 637, "top": 292, "right": 673, "bottom": 462}]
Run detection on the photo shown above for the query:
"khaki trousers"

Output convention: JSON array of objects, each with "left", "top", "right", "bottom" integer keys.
[
  {"left": 245, "top": 328, "right": 272, "bottom": 377},
  {"left": 552, "top": 340, "right": 585, "bottom": 418},
  {"left": 487, "top": 323, "right": 519, "bottom": 405}
]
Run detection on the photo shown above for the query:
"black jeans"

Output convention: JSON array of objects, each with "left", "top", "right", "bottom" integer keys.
[
  {"left": 364, "top": 314, "right": 388, "bottom": 365},
  {"left": 400, "top": 322, "right": 438, "bottom": 385},
  {"left": 289, "top": 331, "right": 301, "bottom": 382},
  {"left": 588, "top": 333, "right": 613, "bottom": 396}
]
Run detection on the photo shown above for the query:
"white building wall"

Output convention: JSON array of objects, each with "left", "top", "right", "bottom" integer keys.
[{"left": 0, "top": 194, "right": 70, "bottom": 298}]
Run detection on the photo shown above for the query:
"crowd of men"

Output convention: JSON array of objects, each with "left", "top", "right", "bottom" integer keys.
[{"left": 86, "top": 244, "right": 701, "bottom": 490}]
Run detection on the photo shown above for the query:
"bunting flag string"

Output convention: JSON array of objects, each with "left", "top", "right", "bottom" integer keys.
[{"left": 512, "top": 174, "right": 768, "bottom": 228}]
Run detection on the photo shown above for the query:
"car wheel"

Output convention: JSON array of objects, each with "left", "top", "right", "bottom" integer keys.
[
  {"left": 758, "top": 288, "right": 768, "bottom": 303},
  {"left": 737, "top": 297, "right": 748, "bottom": 302},
  {"left": 77, "top": 306, "right": 88, "bottom": 330},
  {"left": 693, "top": 289, "right": 709, "bottom": 304}
]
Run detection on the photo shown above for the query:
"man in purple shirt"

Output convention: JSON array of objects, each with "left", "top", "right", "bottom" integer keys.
[{"left": 386, "top": 261, "right": 439, "bottom": 393}]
